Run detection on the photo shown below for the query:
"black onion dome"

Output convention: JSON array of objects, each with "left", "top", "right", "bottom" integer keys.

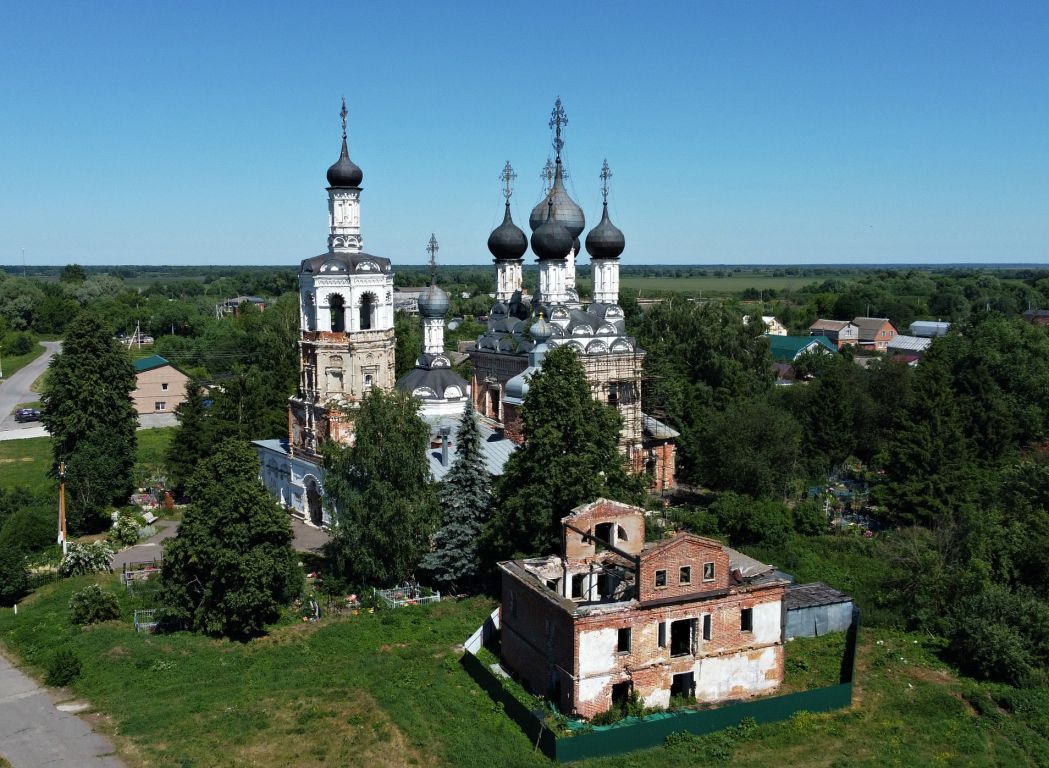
[
  {"left": 418, "top": 283, "right": 450, "bottom": 318},
  {"left": 530, "top": 202, "right": 573, "bottom": 261},
  {"left": 487, "top": 203, "right": 528, "bottom": 261},
  {"left": 585, "top": 202, "right": 625, "bottom": 260},
  {"left": 326, "top": 137, "right": 364, "bottom": 187},
  {"left": 529, "top": 159, "right": 584, "bottom": 237}
]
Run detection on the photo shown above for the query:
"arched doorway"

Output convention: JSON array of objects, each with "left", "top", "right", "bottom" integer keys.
[
  {"left": 329, "top": 294, "right": 346, "bottom": 332},
  {"left": 304, "top": 476, "right": 323, "bottom": 527}
]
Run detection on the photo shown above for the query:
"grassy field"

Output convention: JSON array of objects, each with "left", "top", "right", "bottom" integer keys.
[
  {"left": 0, "top": 574, "right": 1045, "bottom": 768},
  {"left": 0, "top": 428, "right": 176, "bottom": 494},
  {"left": 0, "top": 337, "right": 46, "bottom": 381},
  {"left": 617, "top": 272, "right": 857, "bottom": 297}
]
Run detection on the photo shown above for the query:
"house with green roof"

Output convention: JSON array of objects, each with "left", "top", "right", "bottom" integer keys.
[
  {"left": 768, "top": 335, "right": 838, "bottom": 363},
  {"left": 131, "top": 355, "right": 189, "bottom": 415}
]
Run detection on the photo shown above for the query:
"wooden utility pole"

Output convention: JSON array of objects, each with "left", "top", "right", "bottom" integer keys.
[{"left": 58, "top": 462, "right": 67, "bottom": 555}]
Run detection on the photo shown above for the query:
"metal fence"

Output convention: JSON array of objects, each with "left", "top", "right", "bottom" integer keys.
[
  {"left": 133, "top": 610, "right": 159, "bottom": 633},
  {"left": 375, "top": 583, "right": 441, "bottom": 608},
  {"left": 461, "top": 606, "right": 860, "bottom": 763}
]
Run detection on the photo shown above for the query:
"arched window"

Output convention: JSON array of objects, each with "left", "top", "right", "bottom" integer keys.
[
  {"left": 329, "top": 294, "right": 346, "bottom": 332},
  {"left": 360, "top": 293, "right": 376, "bottom": 330}
]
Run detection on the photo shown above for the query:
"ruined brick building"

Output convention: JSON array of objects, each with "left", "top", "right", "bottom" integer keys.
[
  {"left": 469, "top": 100, "right": 677, "bottom": 491},
  {"left": 498, "top": 499, "right": 788, "bottom": 718}
]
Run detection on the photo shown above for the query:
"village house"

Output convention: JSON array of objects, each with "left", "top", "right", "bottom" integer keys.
[
  {"left": 743, "top": 315, "right": 788, "bottom": 336},
  {"left": 216, "top": 295, "right": 266, "bottom": 317},
  {"left": 1022, "top": 309, "right": 1049, "bottom": 327},
  {"left": 498, "top": 499, "right": 788, "bottom": 719},
  {"left": 808, "top": 319, "right": 859, "bottom": 348},
  {"left": 768, "top": 335, "right": 837, "bottom": 363},
  {"left": 851, "top": 317, "right": 897, "bottom": 352},
  {"left": 131, "top": 355, "right": 189, "bottom": 415}
]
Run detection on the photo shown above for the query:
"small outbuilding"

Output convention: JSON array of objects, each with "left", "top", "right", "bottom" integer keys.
[{"left": 784, "top": 582, "right": 854, "bottom": 639}]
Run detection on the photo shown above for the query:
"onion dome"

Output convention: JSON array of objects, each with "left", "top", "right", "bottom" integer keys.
[
  {"left": 530, "top": 313, "right": 553, "bottom": 342},
  {"left": 530, "top": 201, "right": 573, "bottom": 260},
  {"left": 326, "top": 136, "right": 364, "bottom": 188},
  {"left": 585, "top": 203, "right": 626, "bottom": 260},
  {"left": 418, "top": 283, "right": 450, "bottom": 318},
  {"left": 487, "top": 203, "right": 528, "bottom": 261},
  {"left": 529, "top": 158, "right": 585, "bottom": 238},
  {"left": 571, "top": 237, "right": 581, "bottom": 255}
]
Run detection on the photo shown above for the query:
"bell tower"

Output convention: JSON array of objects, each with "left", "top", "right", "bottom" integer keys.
[{"left": 289, "top": 100, "right": 397, "bottom": 458}]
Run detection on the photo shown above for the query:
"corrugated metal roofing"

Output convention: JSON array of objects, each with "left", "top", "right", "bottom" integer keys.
[
  {"left": 768, "top": 335, "right": 837, "bottom": 362},
  {"left": 424, "top": 416, "right": 516, "bottom": 481},
  {"left": 888, "top": 335, "right": 933, "bottom": 353},
  {"left": 785, "top": 581, "right": 852, "bottom": 610},
  {"left": 133, "top": 354, "right": 171, "bottom": 373},
  {"left": 909, "top": 321, "right": 950, "bottom": 337}
]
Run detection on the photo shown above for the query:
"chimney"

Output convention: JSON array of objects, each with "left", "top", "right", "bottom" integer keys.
[{"left": 439, "top": 425, "right": 452, "bottom": 467}]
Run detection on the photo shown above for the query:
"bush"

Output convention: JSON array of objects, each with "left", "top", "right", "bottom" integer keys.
[
  {"left": 949, "top": 586, "right": 1049, "bottom": 687},
  {"left": 58, "top": 541, "right": 114, "bottom": 577},
  {"left": 0, "top": 506, "right": 55, "bottom": 553},
  {"left": 0, "top": 546, "right": 29, "bottom": 604},
  {"left": 109, "top": 514, "right": 140, "bottom": 548},
  {"left": 68, "top": 584, "right": 121, "bottom": 625},
  {"left": 45, "top": 648, "right": 82, "bottom": 687},
  {"left": 792, "top": 500, "right": 828, "bottom": 536},
  {"left": 710, "top": 493, "right": 793, "bottom": 547},
  {"left": 9, "top": 332, "right": 34, "bottom": 356}
]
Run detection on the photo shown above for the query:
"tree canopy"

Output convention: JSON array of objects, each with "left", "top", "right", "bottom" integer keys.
[
  {"left": 323, "top": 389, "right": 438, "bottom": 587},
  {"left": 487, "top": 346, "right": 643, "bottom": 559},
  {"left": 160, "top": 440, "right": 302, "bottom": 639}
]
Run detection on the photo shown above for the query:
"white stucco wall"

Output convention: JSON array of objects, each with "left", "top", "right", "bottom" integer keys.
[
  {"left": 695, "top": 646, "right": 779, "bottom": 701},
  {"left": 751, "top": 600, "right": 782, "bottom": 645},
  {"left": 578, "top": 626, "right": 619, "bottom": 676}
]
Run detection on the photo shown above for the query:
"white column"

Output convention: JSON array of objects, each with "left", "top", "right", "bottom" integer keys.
[
  {"left": 565, "top": 245, "right": 577, "bottom": 292},
  {"left": 496, "top": 260, "right": 523, "bottom": 303},
  {"left": 592, "top": 259, "right": 620, "bottom": 305},
  {"left": 423, "top": 317, "right": 444, "bottom": 355}
]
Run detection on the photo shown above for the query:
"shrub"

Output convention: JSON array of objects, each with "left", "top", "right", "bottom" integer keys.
[
  {"left": 109, "top": 514, "right": 140, "bottom": 548},
  {"left": 0, "top": 546, "right": 29, "bottom": 604},
  {"left": 792, "top": 500, "right": 828, "bottom": 536},
  {"left": 9, "top": 332, "right": 34, "bottom": 356},
  {"left": 710, "top": 493, "right": 793, "bottom": 546},
  {"left": 0, "top": 506, "right": 55, "bottom": 553},
  {"left": 68, "top": 584, "right": 121, "bottom": 625},
  {"left": 58, "top": 541, "right": 114, "bottom": 577},
  {"left": 45, "top": 648, "right": 82, "bottom": 687}
]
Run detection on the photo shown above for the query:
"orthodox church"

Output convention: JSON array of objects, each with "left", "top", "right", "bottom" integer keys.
[{"left": 470, "top": 99, "right": 677, "bottom": 491}]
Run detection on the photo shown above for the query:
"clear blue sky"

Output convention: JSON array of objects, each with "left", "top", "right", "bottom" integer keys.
[{"left": 1, "top": 1, "right": 1047, "bottom": 266}]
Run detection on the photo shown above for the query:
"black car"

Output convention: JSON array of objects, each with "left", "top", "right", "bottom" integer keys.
[{"left": 14, "top": 408, "right": 41, "bottom": 423}]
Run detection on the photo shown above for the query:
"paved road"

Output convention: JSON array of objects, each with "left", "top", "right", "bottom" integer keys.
[
  {"left": 0, "top": 651, "right": 124, "bottom": 767},
  {"left": 0, "top": 341, "right": 61, "bottom": 433},
  {"left": 109, "top": 520, "right": 180, "bottom": 571}
]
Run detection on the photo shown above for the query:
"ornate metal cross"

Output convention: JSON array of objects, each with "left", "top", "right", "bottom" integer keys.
[
  {"left": 500, "top": 161, "right": 517, "bottom": 202},
  {"left": 427, "top": 233, "right": 439, "bottom": 284},
  {"left": 340, "top": 98, "right": 348, "bottom": 140},
  {"left": 549, "top": 97, "right": 567, "bottom": 156},
  {"left": 600, "top": 159, "right": 612, "bottom": 204}
]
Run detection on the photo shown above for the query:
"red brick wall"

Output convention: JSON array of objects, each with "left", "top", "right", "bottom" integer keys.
[{"left": 637, "top": 537, "right": 730, "bottom": 603}]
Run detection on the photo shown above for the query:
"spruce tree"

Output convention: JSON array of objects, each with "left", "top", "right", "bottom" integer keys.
[
  {"left": 166, "top": 377, "right": 215, "bottom": 496},
  {"left": 40, "top": 311, "right": 137, "bottom": 532},
  {"left": 160, "top": 439, "right": 302, "bottom": 639},
  {"left": 323, "top": 389, "right": 438, "bottom": 586},
  {"left": 421, "top": 400, "right": 492, "bottom": 591},
  {"left": 486, "top": 346, "right": 643, "bottom": 559}
]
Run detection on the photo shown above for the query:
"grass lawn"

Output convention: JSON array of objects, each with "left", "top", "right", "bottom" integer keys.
[
  {"left": 0, "top": 337, "right": 46, "bottom": 381},
  {"left": 1, "top": 575, "right": 1045, "bottom": 768},
  {"left": 0, "top": 428, "right": 176, "bottom": 494},
  {"left": 617, "top": 272, "right": 857, "bottom": 297}
]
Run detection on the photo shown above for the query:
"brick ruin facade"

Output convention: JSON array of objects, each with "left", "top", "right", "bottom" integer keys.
[{"left": 498, "top": 499, "right": 788, "bottom": 719}]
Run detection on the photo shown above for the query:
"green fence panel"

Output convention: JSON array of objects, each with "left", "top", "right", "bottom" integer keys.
[{"left": 554, "top": 683, "right": 852, "bottom": 762}]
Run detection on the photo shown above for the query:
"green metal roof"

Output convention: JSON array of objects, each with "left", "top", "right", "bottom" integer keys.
[
  {"left": 768, "top": 335, "right": 837, "bottom": 362},
  {"left": 133, "top": 354, "right": 171, "bottom": 373}
]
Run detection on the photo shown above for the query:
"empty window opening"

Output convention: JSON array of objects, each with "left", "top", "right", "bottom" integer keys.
[
  {"left": 571, "top": 574, "right": 585, "bottom": 600},
  {"left": 703, "top": 561, "right": 715, "bottom": 582},
  {"left": 161, "top": 382, "right": 169, "bottom": 391},
  {"left": 679, "top": 566, "right": 691, "bottom": 585},
  {"left": 594, "top": 522, "right": 614, "bottom": 547},
  {"left": 359, "top": 293, "right": 375, "bottom": 330},
  {"left": 703, "top": 614, "right": 712, "bottom": 641},
  {"left": 617, "top": 627, "right": 631, "bottom": 653},
  {"left": 330, "top": 294, "right": 346, "bottom": 332},
  {"left": 657, "top": 622, "right": 666, "bottom": 648},
  {"left": 597, "top": 573, "right": 615, "bottom": 599},
  {"left": 654, "top": 569, "right": 667, "bottom": 588},
  {"left": 671, "top": 672, "right": 695, "bottom": 700},
  {"left": 607, "top": 383, "right": 619, "bottom": 406},
  {"left": 670, "top": 618, "right": 695, "bottom": 657},
  {"left": 545, "top": 579, "right": 559, "bottom": 593},
  {"left": 611, "top": 681, "right": 632, "bottom": 709},
  {"left": 741, "top": 607, "right": 753, "bottom": 633},
  {"left": 488, "top": 387, "right": 501, "bottom": 420}
]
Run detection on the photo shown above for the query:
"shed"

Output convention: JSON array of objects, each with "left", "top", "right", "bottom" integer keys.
[{"left": 784, "top": 582, "right": 854, "bottom": 638}]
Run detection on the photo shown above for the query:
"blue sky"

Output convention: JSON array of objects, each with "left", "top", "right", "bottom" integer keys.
[{"left": 1, "top": 1, "right": 1047, "bottom": 266}]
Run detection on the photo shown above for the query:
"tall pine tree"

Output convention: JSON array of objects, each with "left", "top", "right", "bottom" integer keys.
[
  {"left": 421, "top": 400, "right": 492, "bottom": 591},
  {"left": 166, "top": 377, "right": 215, "bottom": 497},
  {"left": 486, "top": 346, "right": 643, "bottom": 559},
  {"left": 41, "top": 311, "right": 137, "bottom": 532}
]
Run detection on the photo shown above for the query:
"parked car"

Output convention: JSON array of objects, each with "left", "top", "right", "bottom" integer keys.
[{"left": 14, "top": 408, "right": 41, "bottom": 423}]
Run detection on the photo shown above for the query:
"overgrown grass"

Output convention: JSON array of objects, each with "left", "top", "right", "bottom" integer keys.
[
  {"left": 1, "top": 575, "right": 1046, "bottom": 767},
  {"left": 0, "top": 335, "right": 46, "bottom": 380},
  {"left": 0, "top": 429, "right": 176, "bottom": 495}
]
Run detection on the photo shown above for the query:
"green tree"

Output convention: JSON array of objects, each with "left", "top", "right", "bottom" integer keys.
[
  {"left": 421, "top": 401, "right": 492, "bottom": 591},
  {"left": 487, "top": 346, "right": 644, "bottom": 558},
  {"left": 166, "top": 378, "right": 216, "bottom": 496},
  {"left": 160, "top": 440, "right": 302, "bottom": 639},
  {"left": 41, "top": 311, "right": 137, "bottom": 531},
  {"left": 0, "top": 546, "right": 28, "bottom": 604},
  {"left": 64, "top": 430, "right": 135, "bottom": 532},
  {"left": 394, "top": 311, "right": 422, "bottom": 380},
  {"left": 323, "top": 389, "right": 437, "bottom": 587},
  {"left": 59, "top": 263, "right": 87, "bottom": 283},
  {"left": 696, "top": 397, "right": 802, "bottom": 499}
]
